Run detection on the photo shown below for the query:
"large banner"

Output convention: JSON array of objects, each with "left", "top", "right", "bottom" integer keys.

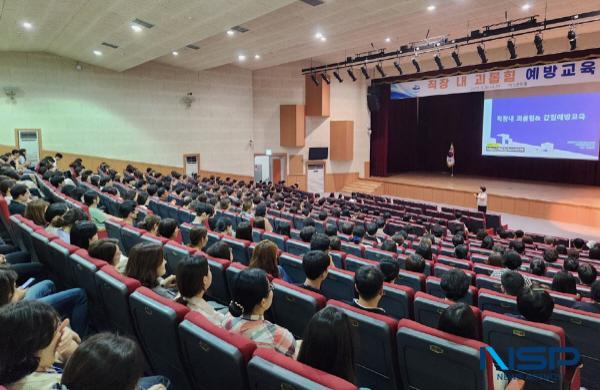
[{"left": 390, "top": 59, "right": 599, "bottom": 99}]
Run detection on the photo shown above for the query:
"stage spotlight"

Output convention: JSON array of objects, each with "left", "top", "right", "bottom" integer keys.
[
  {"left": 347, "top": 68, "right": 357, "bottom": 81},
  {"left": 477, "top": 44, "right": 488, "bottom": 64},
  {"left": 434, "top": 53, "right": 444, "bottom": 70},
  {"left": 534, "top": 33, "right": 544, "bottom": 55},
  {"left": 333, "top": 69, "right": 343, "bottom": 82},
  {"left": 451, "top": 48, "right": 462, "bottom": 67},
  {"left": 321, "top": 72, "right": 330, "bottom": 85},
  {"left": 393, "top": 61, "right": 403, "bottom": 75},
  {"left": 376, "top": 63, "right": 386, "bottom": 78},
  {"left": 507, "top": 38, "right": 517, "bottom": 59},
  {"left": 567, "top": 28, "right": 576, "bottom": 51},
  {"left": 310, "top": 73, "right": 319, "bottom": 86},
  {"left": 360, "top": 65, "right": 370, "bottom": 79},
  {"left": 412, "top": 57, "right": 421, "bottom": 73}
]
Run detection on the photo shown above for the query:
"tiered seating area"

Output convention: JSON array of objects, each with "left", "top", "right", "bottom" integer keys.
[{"left": 1, "top": 169, "right": 599, "bottom": 390}]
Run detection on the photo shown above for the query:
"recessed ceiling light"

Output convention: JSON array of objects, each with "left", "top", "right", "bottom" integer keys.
[
  {"left": 521, "top": 3, "right": 531, "bottom": 10},
  {"left": 93, "top": 50, "right": 102, "bottom": 56},
  {"left": 22, "top": 21, "right": 33, "bottom": 29},
  {"left": 226, "top": 30, "right": 235, "bottom": 36},
  {"left": 238, "top": 54, "right": 246, "bottom": 61},
  {"left": 427, "top": 5, "right": 436, "bottom": 11},
  {"left": 254, "top": 54, "right": 261, "bottom": 60},
  {"left": 172, "top": 51, "right": 179, "bottom": 56},
  {"left": 315, "top": 32, "right": 323, "bottom": 39},
  {"left": 131, "top": 24, "right": 143, "bottom": 32},
  {"left": 320, "top": 36, "right": 327, "bottom": 42},
  {"left": 385, "top": 37, "right": 391, "bottom": 43}
]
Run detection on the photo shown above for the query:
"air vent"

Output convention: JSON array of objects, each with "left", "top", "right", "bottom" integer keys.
[
  {"left": 101, "top": 42, "right": 119, "bottom": 49},
  {"left": 186, "top": 44, "right": 200, "bottom": 50},
  {"left": 132, "top": 18, "right": 154, "bottom": 29},
  {"left": 231, "top": 25, "right": 249, "bottom": 33},
  {"left": 300, "top": 0, "right": 325, "bottom": 6}
]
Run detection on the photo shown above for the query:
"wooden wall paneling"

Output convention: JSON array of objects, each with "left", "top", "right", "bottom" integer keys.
[
  {"left": 280, "top": 105, "right": 305, "bottom": 147},
  {"left": 330, "top": 120, "right": 354, "bottom": 161},
  {"left": 287, "top": 175, "right": 307, "bottom": 191},
  {"left": 289, "top": 154, "right": 304, "bottom": 175},
  {"left": 305, "top": 76, "right": 330, "bottom": 117}
]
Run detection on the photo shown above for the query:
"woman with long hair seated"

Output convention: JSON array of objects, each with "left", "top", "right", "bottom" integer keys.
[
  {"left": 222, "top": 268, "right": 296, "bottom": 357},
  {"left": 248, "top": 240, "right": 292, "bottom": 282},
  {"left": 125, "top": 242, "right": 176, "bottom": 299}
]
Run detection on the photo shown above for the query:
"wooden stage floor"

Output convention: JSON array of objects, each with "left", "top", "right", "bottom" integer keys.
[{"left": 368, "top": 172, "right": 600, "bottom": 227}]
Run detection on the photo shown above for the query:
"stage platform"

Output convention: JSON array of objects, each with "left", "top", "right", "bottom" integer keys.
[{"left": 364, "top": 172, "right": 600, "bottom": 227}]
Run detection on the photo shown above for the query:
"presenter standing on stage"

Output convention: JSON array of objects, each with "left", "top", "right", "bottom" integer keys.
[{"left": 475, "top": 186, "right": 488, "bottom": 213}]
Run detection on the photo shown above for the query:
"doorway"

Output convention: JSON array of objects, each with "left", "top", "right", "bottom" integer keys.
[{"left": 254, "top": 153, "right": 287, "bottom": 183}]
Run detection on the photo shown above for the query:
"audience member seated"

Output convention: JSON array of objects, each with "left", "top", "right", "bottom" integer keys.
[
  {"left": 276, "top": 221, "right": 291, "bottom": 238},
  {"left": 87, "top": 238, "right": 126, "bottom": 272},
  {"left": 235, "top": 221, "right": 252, "bottom": 241},
  {"left": 487, "top": 252, "right": 504, "bottom": 268},
  {"left": 454, "top": 244, "right": 468, "bottom": 259},
  {"left": 300, "top": 226, "right": 316, "bottom": 243},
  {"left": 70, "top": 221, "right": 98, "bottom": 250},
  {"left": 297, "top": 307, "right": 356, "bottom": 385},
  {"left": 192, "top": 203, "right": 214, "bottom": 226},
  {"left": 451, "top": 233, "right": 464, "bottom": 248},
  {"left": 509, "top": 240, "right": 525, "bottom": 254},
  {"left": 556, "top": 244, "right": 567, "bottom": 255},
  {"left": 157, "top": 218, "right": 179, "bottom": 241},
  {"left": 572, "top": 280, "right": 600, "bottom": 314},
  {"left": 138, "top": 215, "right": 161, "bottom": 235},
  {"left": 59, "top": 332, "right": 168, "bottom": 390},
  {"left": 379, "top": 258, "right": 400, "bottom": 283},
  {"left": 324, "top": 224, "right": 338, "bottom": 237},
  {"left": 82, "top": 192, "right": 106, "bottom": 232},
  {"left": 516, "top": 288, "right": 554, "bottom": 323},
  {"left": 0, "top": 301, "right": 80, "bottom": 389},
  {"left": 310, "top": 233, "right": 330, "bottom": 252},
  {"left": 501, "top": 270, "right": 525, "bottom": 296},
  {"left": 414, "top": 241, "right": 432, "bottom": 260},
  {"left": 175, "top": 255, "right": 225, "bottom": 326},
  {"left": 188, "top": 226, "right": 208, "bottom": 251},
  {"left": 405, "top": 253, "right": 426, "bottom": 273},
  {"left": 528, "top": 258, "right": 547, "bottom": 276},
  {"left": 223, "top": 268, "right": 297, "bottom": 357},
  {"left": 118, "top": 200, "right": 138, "bottom": 226},
  {"left": 589, "top": 245, "right": 600, "bottom": 260},
  {"left": 329, "top": 236, "right": 342, "bottom": 251},
  {"left": 125, "top": 242, "right": 176, "bottom": 299},
  {"left": 577, "top": 263, "right": 597, "bottom": 286},
  {"left": 249, "top": 240, "right": 291, "bottom": 282},
  {"left": 8, "top": 184, "right": 30, "bottom": 216},
  {"left": 24, "top": 199, "right": 48, "bottom": 227},
  {"left": 351, "top": 265, "right": 386, "bottom": 315},
  {"left": 379, "top": 240, "right": 397, "bottom": 254},
  {"left": 490, "top": 250, "right": 532, "bottom": 287},
  {"left": 563, "top": 257, "right": 579, "bottom": 272},
  {"left": 481, "top": 235, "right": 494, "bottom": 250},
  {"left": 205, "top": 241, "right": 233, "bottom": 261},
  {"left": 46, "top": 207, "right": 87, "bottom": 244},
  {"left": 551, "top": 271, "right": 578, "bottom": 296},
  {"left": 215, "top": 217, "right": 234, "bottom": 236},
  {"left": 300, "top": 250, "right": 330, "bottom": 293},
  {"left": 440, "top": 269, "right": 470, "bottom": 302}
]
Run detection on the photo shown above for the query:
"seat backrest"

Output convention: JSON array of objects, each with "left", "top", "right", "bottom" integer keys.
[
  {"left": 365, "top": 247, "right": 398, "bottom": 263},
  {"left": 285, "top": 239, "right": 311, "bottom": 256},
  {"left": 550, "top": 305, "right": 600, "bottom": 390},
  {"left": 279, "top": 253, "right": 305, "bottom": 284},
  {"left": 163, "top": 240, "right": 194, "bottom": 275},
  {"left": 69, "top": 249, "right": 107, "bottom": 328},
  {"left": 482, "top": 310, "right": 567, "bottom": 389},
  {"left": 47, "top": 240, "right": 80, "bottom": 289},
  {"left": 413, "top": 292, "right": 482, "bottom": 338},
  {"left": 475, "top": 275, "right": 503, "bottom": 292},
  {"left": 222, "top": 237, "right": 251, "bottom": 265},
  {"left": 329, "top": 250, "right": 346, "bottom": 269},
  {"left": 394, "top": 269, "right": 426, "bottom": 292},
  {"left": 95, "top": 265, "right": 141, "bottom": 337},
  {"left": 207, "top": 231, "right": 222, "bottom": 248},
  {"left": 321, "top": 268, "right": 355, "bottom": 302},
  {"left": 426, "top": 276, "right": 477, "bottom": 305},
  {"left": 327, "top": 300, "right": 399, "bottom": 390},
  {"left": 179, "top": 311, "right": 256, "bottom": 390},
  {"left": 247, "top": 348, "right": 358, "bottom": 390},
  {"left": 104, "top": 218, "right": 125, "bottom": 252},
  {"left": 397, "top": 319, "right": 494, "bottom": 390},
  {"left": 262, "top": 231, "right": 288, "bottom": 251},
  {"left": 433, "top": 264, "right": 476, "bottom": 284},
  {"left": 380, "top": 283, "right": 414, "bottom": 321},
  {"left": 341, "top": 242, "right": 365, "bottom": 258},
  {"left": 271, "top": 279, "right": 327, "bottom": 338},
  {"left": 179, "top": 223, "right": 193, "bottom": 245},
  {"left": 225, "top": 262, "right": 248, "bottom": 296},
  {"left": 477, "top": 288, "right": 519, "bottom": 316},
  {"left": 344, "top": 255, "right": 378, "bottom": 273},
  {"left": 547, "top": 290, "right": 579, "bottom": 308},
  {"left": 436, "top": 255, "right": 473, "bottom": 270},
  {"left": 129, "top": 287, "right": 192, "bottom": 390},
  {"left": 204, "top": 255, "right": 231, "bottom": 305},
  {"left": 121, "top": 225, "right": 145, "bottom": 256}
]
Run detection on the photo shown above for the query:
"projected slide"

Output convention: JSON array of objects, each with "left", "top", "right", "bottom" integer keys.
[{"left": 481, "top": 92, "right": 600, "bottom": 160}]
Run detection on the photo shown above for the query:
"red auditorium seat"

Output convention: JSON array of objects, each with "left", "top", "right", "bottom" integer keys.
[
  {"left": 121, "top": 225, "right": 145, "bottom": 255},
  {"left": 206, "top": 231, "right": 222, "bottom": 248},
  {"left": 344, "top": 255, "right": 379, "bottom": 273},
  {"left": 365, "top": 246, "right": 398, "bottom": 263},
  {"left": 341, "top": 241, "right": 365, "bottom": 258},
  {"left": 225, "top": 262, "right": 248, "bottom": 296},
  {"left": 221, "top": 236, "right": 251, "bottom": 265},
  {"left": 129, "top": 287, "right": 192, "bottom": 390},
  {"left": 547, "top": 290, "right": 579, "bottom": 308},
  {"left": 327, "top": 300, "right": 399, "bottom": 389},
  {"left": 433, "top": 264, "right": 476, "bottom": 284},
  {"left": 104, "top": 218, "right": 125, "bottom": 252},
  {"left": 550, "top": 305, "right": 600, "bottom": 389},
  {"left": 179, "top": 222, "right": 193, "bottom": 245},
  {"left": 380, "top": 283, "right": 414, "bottom": 320},
  {"left": 262, "top": 231, "right": 288, "bottom": 251},
  {"left": 95, "top": 265, "right": 141, "bottom": 337},
  {"left": 482, "top": 311, "right": 581, "bottom": 390},
  {"left": 477, "top": 288, "right": 519, "bottom": 316},
  {"left": 285, "top": 238, "right": 311, "bottom": 257},
  {"left": 247, "top": 348, "right": 357, "bottom": 390},
  {"left": 396, "top": 319, "right": 494, "bottom": 390},
  {"left": 475, "top": 274, "right": 503, "bottom": 292},
  {"left": 321, "top": 268, "right": 355, "bottom": 302},
  {"left": 394, "top": 269, "right": 426, "bottom": 292},
  {"left": 436, "top": 255, "right": 473, "bottom": 270},
  {"left": 30, "top": 228, "right": 58, "bottom": 268},
  {"left": 69, "top": 249, "right": 108, "bottom": 327},
  {"left": 413, "top": 291, "right": 482, "bottom": 338},
  {"left": 140, "top": 232, "right": 168, "bottom": 246},
  {"left": 204, "top": 254, "right": 231, "bottom": 305},
  {"left": 278, "top": 252, "right": 305, "bottom": 284},
  {"left": 426, "top": 276, "right": 478, "bottom": 305},
  {"left": 329, "top": 249, "right": 347, "bottom": 268},
  {"left": 270, "top": 279, "right": 326, "bottom": 338},
  {"left": 46, "top": 239, "right": 80, "bottom": 288},
  {"left": 163, "top": 240, "right": 195, "bottom": 274},
  {"left": 179, "top": 311, "right": 256, "bottom": 390}
]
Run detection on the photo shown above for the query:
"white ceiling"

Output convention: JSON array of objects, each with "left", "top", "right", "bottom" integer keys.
[{"left": 0, "top": 0, "right": 599, "bottom": 73}]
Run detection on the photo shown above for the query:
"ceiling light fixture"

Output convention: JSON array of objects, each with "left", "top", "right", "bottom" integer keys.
[
  {"left": 333, "top": 69, "right": 343, "bottom": 82},
  {"left": 360, "top": 65, "right": 370, "bottom": 79},
  {"left": 507, "top": 37, "right": 518, "bottom": 59},
  {"left": 427, "top": 5, "right": 436, "bottom": 11},
  {"left": 172, "top": 51, "right": 179, "bottom": 56},
  {"left": 567, "top": 27, "right": 577, "bottom": 50},
  {"left": 238, "top": 54, "right": 246, "bottom": 61},
  {"left": 451, "top": 47, "right": 462, "bottom": 66},
  {"left": 534, "top": 33, "right": 544, "bottom": 55},
  {"left": 393, "top": 61, "right": 403, "bottom": 75},
  {"left": 22, "top": 21, "right": 33, "bottom": 30},
  {"left": 477, "top": 44, "right": 488, "bottom": 63},
  {"left": 320, "top": 36, "right": 327, "bottom": 42},
  {"left": 385, "top": 37, "right": 391, "bottom": 43},
  {"left": 412, "top": 57, "right": 421, "bottom": 72},
  {"left": 310, "top": 73, "right": 320, "bottom": 86},
  {"left": 131, "top": 24, "right": 143, "bottom": 32},
  {"left": 315, "top": 32, "right": 323, "bottom": 39},
  {"left": 93, "top": 50, "right": 102, "bottom": 56},
  {"left": 254, "top": 54, "right": 261, "bottom": 60},
  {"left": 434, "top": 52, "right": 444, "bottom": 70},
  {"left": 521, "top": 3, "right": 531, "bottom": 11},
  {"left": 227, "top": 30, "right": 235, "bottom": 36},
  {"left": 321, "top": 72, "right": 331, "bottom": 85},
  {"left": 347, "top": 68, "right": 357, "bottom": 82},
  {"left": 376, "top": 63, "right": 386, "bottom": 78}
]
